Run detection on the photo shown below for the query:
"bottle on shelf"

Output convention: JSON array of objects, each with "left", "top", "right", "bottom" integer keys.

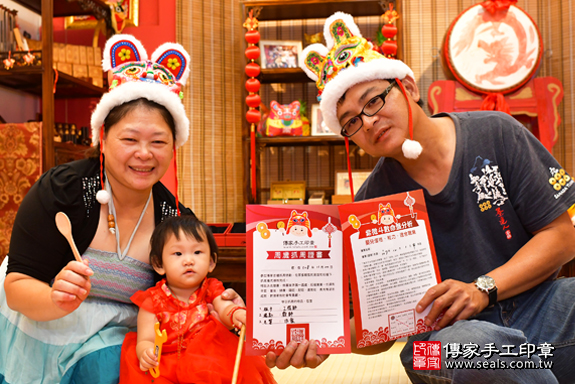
[
  {"left": 63, "top": 124, "right": 70, "bottom": 143},
  {"left": 54, "top": 123, "right": 62, "bottom": 142},
  {"left": 70, "top": 124, "right": 77, "bottom": 144},
  {"left": 81, "top": 126, "right": 92, "bottom": 146}
]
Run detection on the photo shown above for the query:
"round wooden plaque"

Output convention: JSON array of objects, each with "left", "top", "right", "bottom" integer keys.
[{"left": 443, "top": 4, "right": 542, "bottom": 94}]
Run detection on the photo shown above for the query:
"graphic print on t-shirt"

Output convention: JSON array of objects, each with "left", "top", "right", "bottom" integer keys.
[
  {"left": 548, "top": 166, "right": 574, "bottom": 199},
  {"left": 469, "top": 156, "right": 512, "bottom": 240},
  {"left": 469, "top": 156, "right": 509, "bottom": 209}
]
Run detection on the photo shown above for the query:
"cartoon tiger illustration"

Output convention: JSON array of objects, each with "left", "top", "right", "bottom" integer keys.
[
  {"left": 378, "top": 203, "right": 398, "bottom": 225},
  {"left": 286, "top": 210, "right": 312, "bottom": 237}
]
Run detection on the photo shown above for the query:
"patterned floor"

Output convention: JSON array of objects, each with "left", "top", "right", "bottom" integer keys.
[{"left": 270, "top": 342, "right": 410, "bottom": 384}]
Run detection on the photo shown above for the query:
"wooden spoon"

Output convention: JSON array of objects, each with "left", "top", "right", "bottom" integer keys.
[{"left": 55, "top": 212, "right": 83, "bottom": 263}]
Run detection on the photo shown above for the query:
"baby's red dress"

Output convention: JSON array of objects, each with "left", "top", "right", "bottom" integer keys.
[{"left": 120, "top": 278, "right": 276, "bottom": 384}]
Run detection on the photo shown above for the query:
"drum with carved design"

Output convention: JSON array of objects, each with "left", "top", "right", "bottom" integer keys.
[{"left": 443, "top": 3, "right": 542, "bottom": 94}]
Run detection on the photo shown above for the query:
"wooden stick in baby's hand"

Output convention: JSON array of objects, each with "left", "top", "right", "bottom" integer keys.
[
  {"left": 232, "top": 324, "right": 246, "bottom": 384},
  {"left": 150, "top": 322, "right": 167, "bottom": 378}
]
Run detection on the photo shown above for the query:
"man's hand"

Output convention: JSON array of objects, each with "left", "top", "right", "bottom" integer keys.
[
  {"left": 416, "top": 279, "right": 489, "bottom": 330},
  {"left": 265, "top": 340, "right": 329, "bottom": 369}
]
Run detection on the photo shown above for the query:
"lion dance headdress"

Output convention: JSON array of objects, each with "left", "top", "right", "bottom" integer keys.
[
  {"left": 299, "top": 12, "right": 422, "bottom": 163},
  {"left": 91, "top": 34, "right": 190, "bottom": 215}
]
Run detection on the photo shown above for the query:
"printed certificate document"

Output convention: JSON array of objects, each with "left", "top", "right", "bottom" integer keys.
[
  {"left": 338, "top": 190, "right": 441, "bottom": 348},
  {"left": 246, "top": 205, "right": 351, "bottom": 355}
]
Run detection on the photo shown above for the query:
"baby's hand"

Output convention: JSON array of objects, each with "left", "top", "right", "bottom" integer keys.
[
  {"left": 139, "top": 347, "right": 158, "bottom": 371},
  {"left": 231, "top": 307, "right": 246, "bottom": 329}
]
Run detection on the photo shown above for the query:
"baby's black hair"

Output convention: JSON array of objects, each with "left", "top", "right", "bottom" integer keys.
[{"left": 149, "top": 215, "right": 218, "bottom": 270}]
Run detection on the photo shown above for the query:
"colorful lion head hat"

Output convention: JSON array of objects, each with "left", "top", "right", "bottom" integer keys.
[
  {"left": 91, "top": 35, "right": 190, "bottom": 207},
  {"left": 299, "top": 12, "right": 422, "bottom": 159},
  {"left": 91, "top": 34, "right": 190, "bottom": 148}
]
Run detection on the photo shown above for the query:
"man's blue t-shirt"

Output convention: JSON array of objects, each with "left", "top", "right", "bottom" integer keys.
[{"left": 356, "top": 111, "right": 575, "bottom": 283}]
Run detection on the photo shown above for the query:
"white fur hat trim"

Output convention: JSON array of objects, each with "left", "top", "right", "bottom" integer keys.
[
  {"left": 319, "top": 58, "right": 414, "bottom": 135},
  {"left": 90, "top": 81, "right": 190, "bottom": 148},
  {"left": 402, "top": 139, "right": 423, "bottom": 159}
]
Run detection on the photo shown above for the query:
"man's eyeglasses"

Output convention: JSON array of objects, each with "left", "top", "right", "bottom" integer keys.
[{"left": 340, "top": 80, "right": 397, "bottom": 137}]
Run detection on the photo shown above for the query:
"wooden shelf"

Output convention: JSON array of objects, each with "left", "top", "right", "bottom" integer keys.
[
  {"left": 260, "top": 68, "right": 310, "bottom": 83},
  {"left": 242, "top": 0, "right": 389, "bottom": 204},
  {"left": 0, "top": 66, "right": 105, "bottom": 98},
  {"left": 12, "top": 0, "right": 109, "bottom": 17},
  {"left": 255, "top": 136, "right": 346, "bottom": 147},
  {"left": 242, "top": 0, "right": 385, "bottom": 21},
  {"left": 3, "top": 0, "right": 110, "bottom": 171}
]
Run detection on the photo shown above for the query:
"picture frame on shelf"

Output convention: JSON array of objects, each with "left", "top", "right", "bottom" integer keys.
[
  {"left": 335, "top": 170, "right": 372, "bottom": 196},
  {"left": 311, "top": 104, "right": 337, "bottom": 136},
  {"left": 259, "top": 40, "right": 302, "bottom": 69}
]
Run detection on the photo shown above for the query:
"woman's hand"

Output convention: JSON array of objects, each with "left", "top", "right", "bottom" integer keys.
[
  {"left": 265, "top": 340, "right": 329, "bottom": 369},
  {"left": 220, "top": 288, "right": 246, "bottom": 306},
  {"left": 51, "top": 259, "right": 93, "bottom": 313},
  {"left": 139, "top": 347, "right": 158, "bottom": 371}
]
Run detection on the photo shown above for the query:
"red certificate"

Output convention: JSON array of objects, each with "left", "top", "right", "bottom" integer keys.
[
  {"left": 338, "top": 190, "right": 441, "bottom": 348},
  {"left": 246, "top": 205, "right": 351, "bottom": 355}
]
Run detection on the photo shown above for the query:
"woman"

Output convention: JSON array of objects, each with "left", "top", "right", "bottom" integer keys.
[{"left": 0, "top": 35, "right": 240, "bottom": 384}]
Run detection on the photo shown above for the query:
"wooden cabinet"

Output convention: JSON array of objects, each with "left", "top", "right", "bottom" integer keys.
[
  {"left": 241, "top": 0, "right": 400, "bottom": 204},
  {"left": 1, "top": 0, "right": 108, "bottom": 171}
]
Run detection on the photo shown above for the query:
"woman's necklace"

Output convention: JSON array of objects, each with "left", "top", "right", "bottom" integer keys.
[{"left": 104, "top": 171, "right": 152, "bottom": 261}]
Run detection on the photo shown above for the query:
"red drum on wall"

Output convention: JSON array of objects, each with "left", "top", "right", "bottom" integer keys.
[{"left": 443, "top": 3, "right": 543, "bottom": 95}]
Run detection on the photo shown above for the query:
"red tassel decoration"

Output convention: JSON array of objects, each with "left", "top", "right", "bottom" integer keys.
[
  {"left": 380, "top": 4, "right": 399, "bottom": 59},
  {"left": 243, "top": 10, "right": 262, "bottom": 203},
  {"left": 480, "top": 92, "right": 511, "bottom": 115}
]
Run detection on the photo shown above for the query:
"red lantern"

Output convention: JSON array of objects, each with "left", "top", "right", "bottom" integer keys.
[
  {"left": 245, "top": 45, "right": 261, "bottom": 60},
  {"left": 381, "top": 24, "right": 398, "bottom": 39},
  {"left": 381, "top": 40, "right": 397, "bottom": 57},
  {"left": 246, "top": 109, "right": 261, "bottom": 124},
  {"left": 245, "top": 78, "right": 261, "bottom": 93},
  {"left": 245, "top": 62, "right": 261, "bottom": 77},
  {"left": 246, "top": 94, "right": 261, "bottom": 108},
  {"left": 244, "top": 9, "right": 262, "bottom": 203},
  {"left": 245, "top": 30, "right": 261, "bottom": 45}
]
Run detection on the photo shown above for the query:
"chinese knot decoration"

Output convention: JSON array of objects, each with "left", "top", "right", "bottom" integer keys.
[
  {"left": 380, "top": 3, "right": 399, "bottom": 58},
  {"left": 243, "top": 9, "right": 261, "bottom": 202}
]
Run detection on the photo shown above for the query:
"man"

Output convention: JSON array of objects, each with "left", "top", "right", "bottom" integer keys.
[{"left": 267, "top": 12, "right": 575, "bottom": 383}]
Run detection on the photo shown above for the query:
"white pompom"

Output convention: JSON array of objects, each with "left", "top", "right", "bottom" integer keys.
[
  {"left": 96, "top": 189, "right": 111, "bottom": 204},
  {"left": 402, "top": 139, "right": 423, "bottom": 159}
]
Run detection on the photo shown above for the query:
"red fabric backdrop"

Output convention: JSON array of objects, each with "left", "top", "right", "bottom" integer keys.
[{"left": 0, "top": 122, "right": 43, "bottom": 262}]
